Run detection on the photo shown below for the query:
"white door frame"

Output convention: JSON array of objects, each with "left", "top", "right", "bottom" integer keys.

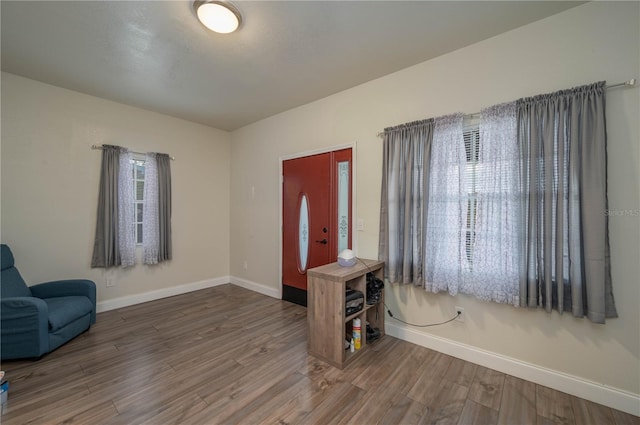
[{"left": 278, "top": 142, "right": 357, "bottom": 299}]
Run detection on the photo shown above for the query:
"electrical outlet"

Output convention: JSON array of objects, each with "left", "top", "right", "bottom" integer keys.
[
  {"left": 455, "top": 306, "right": 465, "bottom": 322},
  {"left": 106, "top": 278, "right": 115, "bottom": 288},
  {"left": 243, "top": 260, "right": 248, "bottom": 270}
]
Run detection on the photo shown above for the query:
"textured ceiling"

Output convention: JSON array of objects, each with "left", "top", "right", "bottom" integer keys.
[{"left": 1, "top": 1, "right": 582, "bottom": 131}]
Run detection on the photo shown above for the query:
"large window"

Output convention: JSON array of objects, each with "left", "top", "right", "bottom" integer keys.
[{"left": 380, "top": 82, "right": 616, "bottom": 322}]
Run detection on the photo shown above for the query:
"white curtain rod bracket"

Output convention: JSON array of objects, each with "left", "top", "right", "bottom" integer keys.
[{"left": 606, "top": 78, "right": 636, "bottom": 89}]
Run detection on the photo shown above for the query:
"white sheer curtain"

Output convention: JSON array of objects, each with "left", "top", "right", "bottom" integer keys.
[
  {"left": 143, "top": 153, "right": 160, "bottom": 264},
  {"left": 424, "top": 113, "right": 467, "bottom": 295},
  {"left": 463, "top": 102, "right": 520, "bottom": 305},
  {"left": 118, "top": 149, "right": 136, "bottom": 267},
  {"left": 423, "top": 109, "right": 520, "bottom": 304}
]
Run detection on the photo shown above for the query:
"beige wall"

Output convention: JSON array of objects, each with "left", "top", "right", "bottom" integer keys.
[
  {"left": 230, "top": 1, "right": 640, "bottom": 396},
  {"left": 1, "top": 72, "right": 231, "bottom": 302}
]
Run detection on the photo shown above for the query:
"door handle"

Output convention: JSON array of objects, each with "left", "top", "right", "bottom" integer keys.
[{"left": 315, "top": 239, "right": 328, "bottom": 245}]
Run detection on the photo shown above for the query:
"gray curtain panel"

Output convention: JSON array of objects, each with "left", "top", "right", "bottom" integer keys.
[
  {"left": 91, "top": 145, "right": 123, "bottom": 268},
  {"left": 517, "top": 81, "right": 617, "bottom": 323},
  {"left": 156, "top": 153, "right": 172, "bottom": 262},
  {"left": 379, "top": 119, "right": 434, "bottom": 285}
]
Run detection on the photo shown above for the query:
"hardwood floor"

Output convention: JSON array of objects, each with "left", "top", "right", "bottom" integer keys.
[{"left": 1, "top": 284, "right": 638, "bottom": 425}]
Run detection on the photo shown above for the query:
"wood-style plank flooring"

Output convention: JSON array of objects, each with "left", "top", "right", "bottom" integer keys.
[{"left": 1, "top": 284, "right": 638, "bottom": 425}]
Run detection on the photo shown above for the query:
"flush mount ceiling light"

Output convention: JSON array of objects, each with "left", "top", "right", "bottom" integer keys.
[{"left": 193, "top": 0, "right": 242, "bottom": 34}]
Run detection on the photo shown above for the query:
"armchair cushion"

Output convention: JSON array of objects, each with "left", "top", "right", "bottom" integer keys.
[
  {"left": 31, "top": 280, "right": 96, "bottom": 324},
  {"left": 43, "top": 296, "right": 94, "bottom": 332}
]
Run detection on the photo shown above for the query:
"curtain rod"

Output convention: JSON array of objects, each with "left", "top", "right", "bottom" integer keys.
[
  {"left": 377, "top": 78, "right": 637, "bottom": 138},
  {"left": 91, "top": 144, "right": 175, "bottom": 161}
]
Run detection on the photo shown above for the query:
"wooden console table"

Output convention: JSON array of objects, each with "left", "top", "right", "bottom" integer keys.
[{"left": 307, "top": 259, "right": 385, "bottom": 368}]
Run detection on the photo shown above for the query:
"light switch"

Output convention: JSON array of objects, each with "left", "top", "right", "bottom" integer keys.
[{"left": 357, "top": 218, "right": 364, "bottom": 231}]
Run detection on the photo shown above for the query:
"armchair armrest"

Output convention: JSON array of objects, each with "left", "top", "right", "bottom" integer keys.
[
  {"left": 1, "top": 297, "right": 49, "bottom": 359},
  {"left": 31, "top": 280, "right": 97, "bottom": 324}
]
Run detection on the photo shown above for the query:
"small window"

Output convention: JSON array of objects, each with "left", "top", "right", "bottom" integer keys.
[{"left": 132, "top": 158, "right": 145, "bottom": 245}]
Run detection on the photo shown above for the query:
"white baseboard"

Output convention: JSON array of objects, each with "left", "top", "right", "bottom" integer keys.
[
  {"left": 96, "top": 276, "right": 230, "bottom": 313},
  {"left": 385, "top": 321, "right": 640, "bottom": 417},
  {"left": 230, "top": 276, "right": 281, "bottom": 299}
]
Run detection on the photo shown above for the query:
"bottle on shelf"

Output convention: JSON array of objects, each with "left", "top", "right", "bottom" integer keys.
[{"left": 353, "top": 318, "right": 361, "bottom": 350}]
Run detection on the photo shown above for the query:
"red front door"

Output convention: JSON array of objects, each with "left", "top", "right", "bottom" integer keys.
[{"left": 282, "top": 149, "right": 352, "bottom": 306}]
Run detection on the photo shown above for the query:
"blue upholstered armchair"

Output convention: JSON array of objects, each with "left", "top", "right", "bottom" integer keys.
[{"left": 0, "top": 244, "right": 96, "bottom": 360}]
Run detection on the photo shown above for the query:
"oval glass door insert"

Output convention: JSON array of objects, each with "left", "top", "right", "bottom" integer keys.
[{"left": 298, "top": 193, "right": 310, "bottom": 273}]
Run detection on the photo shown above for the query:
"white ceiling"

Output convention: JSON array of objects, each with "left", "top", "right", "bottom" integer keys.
[{"left": 1, "top": 1, "right": 582, "bottom": 131}]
